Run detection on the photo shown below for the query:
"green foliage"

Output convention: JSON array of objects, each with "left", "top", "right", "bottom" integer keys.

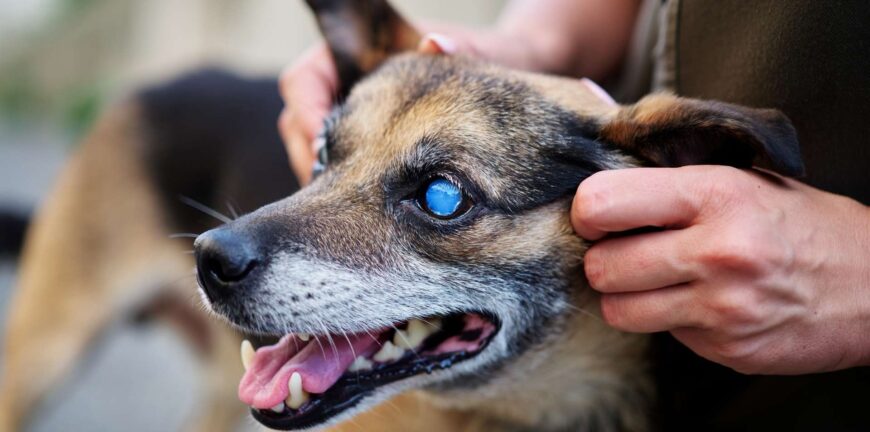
[
  {"left": 62, "top": 84, "right": 103, "bottom": 133},
  {"left": 0, "top": 71, "right": 39, "bottom": 120},
  {"left": 61, "top": 0, "right": 99, "bottom": 16}
]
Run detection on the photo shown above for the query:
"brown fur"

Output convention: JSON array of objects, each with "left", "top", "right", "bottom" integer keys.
[
  {"left": 1, "top": 1, "right": 803, "bottom": 431},
  {"left": 196, "top": 50, "right": 796, "bottom": 431}
]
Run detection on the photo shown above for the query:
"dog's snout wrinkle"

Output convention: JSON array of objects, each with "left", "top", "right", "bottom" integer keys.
[{"left": 195, "top": 228, "right": 260, "bottom": 302}]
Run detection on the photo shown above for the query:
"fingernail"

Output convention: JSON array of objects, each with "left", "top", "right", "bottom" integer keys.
[
  {"left": 581, "top": 78, "right": 617, "bottom": 107},
  {"left": 417, "top": 33, "right": 457, "bottom": 55}
]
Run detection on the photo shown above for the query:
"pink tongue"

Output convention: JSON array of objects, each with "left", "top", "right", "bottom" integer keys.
[{"left": 239, "top": 334, "right": 381, "bottom": 409}]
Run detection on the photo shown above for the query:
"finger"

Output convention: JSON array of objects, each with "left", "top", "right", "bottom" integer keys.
[
  {"left": 279, "top": 45, "right": 336, "bottom": 147},
  {"left": 584, "top": 229, "right": 699, "bottom": 293},
  {"left": 571, "top": 168, "right": 703, "bottom": 240},
  {"left": 600, "top": 285, "right": 704, "bottom": 333},
  {"left": 417, "top": 33, "right": 458, "bottom": 55},
  {"left": 279, "top": 108, "right": 316, "bottom": 185},
  {"left": 279, "top": 44, "right": 336, "bottom": 106}
]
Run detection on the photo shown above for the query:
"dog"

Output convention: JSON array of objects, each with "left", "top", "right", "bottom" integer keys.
[
  {"left": 0, "top": 70, "right": 299, "bottom": 432},
  {"left": 5, "top": 1, "right": 869, "bottom": 431},
  {"left": 194, "top": 0, "right": 814, "bottom": 431}
]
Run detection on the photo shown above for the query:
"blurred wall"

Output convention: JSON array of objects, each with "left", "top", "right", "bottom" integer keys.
[{"left": 0, "top": 0, "right": 506, "bottom": 131}]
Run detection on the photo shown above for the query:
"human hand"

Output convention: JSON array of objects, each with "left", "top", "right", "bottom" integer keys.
[
  {"left": 572, "top": 165, "right": 870, "bottom": 374},
  {"left": 278, "top": 26, "right": 558, "bottom": 184},
  {"left": 278, "top": 44, "right": 337, "bottom": 185}
]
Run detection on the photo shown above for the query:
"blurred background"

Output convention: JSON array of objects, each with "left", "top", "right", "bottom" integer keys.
[{"left": 0, "top": 1, "right": 505, "bottom": 430}]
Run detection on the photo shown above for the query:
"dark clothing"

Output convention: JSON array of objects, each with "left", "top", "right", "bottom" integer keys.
[
  {"left": 651, "top": 2, "right": 870, "bottom": 431},
  {"left": 667, "top": 0, "right": 870, "bottom": 203}
]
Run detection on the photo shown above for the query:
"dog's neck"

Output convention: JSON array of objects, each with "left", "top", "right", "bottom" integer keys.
[{"left": 426, "top": 291, "right": 653, "bottom": 432}]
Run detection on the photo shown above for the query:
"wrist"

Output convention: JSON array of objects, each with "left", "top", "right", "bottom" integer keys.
[
  {"left": 820, "top": 192, "right": 870, "bottom": 369},
  {"left": 855, "top": 203, "right": 870, "bottom": 366},
  {"left": 491, "top": 22, "right": 578, "bottom": 75}
]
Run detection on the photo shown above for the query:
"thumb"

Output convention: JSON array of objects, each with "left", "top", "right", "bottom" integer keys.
[{"left": 417, "top": 32, "right": 460, "bottom": 55}]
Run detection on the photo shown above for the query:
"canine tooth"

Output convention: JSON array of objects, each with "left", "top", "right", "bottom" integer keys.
[
  {"left": 286, "top": 372, "right": 310, "bottom": 409},
  {"left": 348, "top": 356, "right": 374, "bottom": 372},
  {"left": 298, "top": 333, "right": 311, "bottom": 342},
  {"left": 270, "top": 403, "right": 285, "bottom": 413},
  {"left": 392, "top": 329, "right": 412, "bottom": 349},
  {"left": 373, "top": 341, "right": 405, "bottom": 363},
  {"left": 394, "top": 319, "right": 439, "bottom": 349},
  {"left": 241, "top": 340, "right": 255, "bottom": 370}
]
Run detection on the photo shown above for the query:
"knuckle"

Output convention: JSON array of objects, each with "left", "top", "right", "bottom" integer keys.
[
  {"left": 705, "top": 288, "right": 763, "bottom": 327},
  {"left": 710, "top": 339, "right": 756, "bottom": 365},
  {"left": 583, "top": 249, "right": 606, "bottom": 289},
  {"left": 699, "top": 230, "right": 768, "bottom": 275},
  {"left": 574, "top": 175, "right": 611, "bottom": 224},
  {"left": 599, "top": 295, "right": 625, "bottom": 328},
  {"left": 696, "top": 166, "right": 752, "bottom": 206}
]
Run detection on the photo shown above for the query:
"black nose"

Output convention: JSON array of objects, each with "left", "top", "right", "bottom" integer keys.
[{"left": 194, "top": 228, "right": 258, "bottom": 302}]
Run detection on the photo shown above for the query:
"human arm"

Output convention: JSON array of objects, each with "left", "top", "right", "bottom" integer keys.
[{"left": 279, "top": 0, "right": 641, "bottom": 183}]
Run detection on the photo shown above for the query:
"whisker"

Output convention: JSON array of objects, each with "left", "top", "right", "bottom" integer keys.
[
  {"left": 225, "top": 201, "right": 240, "bottom": 220},
  {"left": 312, "top": 329, "right": 327, "bottom": 358},
  {"left": 318, "top": 318, "right": 340, "bottom": 360},
  {"left": 168, "top": 233, "right": 200, "bottom": 239},
  {"left": 362, "top": 328, "right": 381, "bottom": 345},
  {"left": 390, "top": 323, "right": 422, "bottom": 361},
  {"left": 178, "top": 195, "right": 232, "bottom": 224},
  {"left": 563, "top": 303, "right": 602, "bottom": 322},
  {"left": 340, "top": 330, "right": 357, "bottom": 360}
]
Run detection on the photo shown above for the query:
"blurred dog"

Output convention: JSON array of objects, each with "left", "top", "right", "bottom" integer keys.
[
  {"left": 0, "top": 70, "right": 299, "bottom": 431},
  {"left": 1, "top": 0, "right": 817, "bottom": 431}
]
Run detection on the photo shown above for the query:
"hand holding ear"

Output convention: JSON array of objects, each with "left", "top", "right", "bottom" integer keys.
[
  {"left": 278, "top": 28, "right": 536, "bottom": 185},
  {"left": 572, "top": 166, "right": 870, "bottom": 374}
]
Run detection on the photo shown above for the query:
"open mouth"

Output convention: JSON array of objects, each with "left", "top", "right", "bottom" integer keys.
[{"left": 239, "top": 312, "right": 500, "bottom": 430}]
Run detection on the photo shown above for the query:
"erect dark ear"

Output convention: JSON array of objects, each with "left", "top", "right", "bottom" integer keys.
[
  {"left": 599, "top": 93, "right": 805, "bottom": 177},
  {"left": 304, "top": 0, "right": 421, "bottom": 97}
]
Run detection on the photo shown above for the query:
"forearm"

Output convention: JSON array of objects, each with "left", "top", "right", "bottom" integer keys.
[{"left": 496, "top": 0, "right": 641, "bottom": 80}]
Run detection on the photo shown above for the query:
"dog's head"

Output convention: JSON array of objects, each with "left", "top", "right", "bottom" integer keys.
[{"left": 194, "top": 1, "right": 803, "bottom": 430}]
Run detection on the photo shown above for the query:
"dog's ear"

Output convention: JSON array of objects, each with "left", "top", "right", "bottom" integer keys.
[
  {"left": 599, "top": 94, "right": 804, "bottom": 177},
  {"left": 304, "top": 0, "right": 421, "bottom": 97}
]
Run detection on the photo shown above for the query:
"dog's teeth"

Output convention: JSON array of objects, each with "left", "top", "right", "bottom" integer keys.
[
  {"left": 286, "top": 372, "right": 309, "bottom": 409},
  {"left": 270, "top": 403, "right": 285, "bottom": 413},
  {"left": 298, "top": 333, "right": 311, "bottom": 342},
  {"left": 392, "top": 329, "right": 412, "bottom": 349},
  {"left": 348, "top": 356, "right": 374, "bottom": 372},
  {"left": 241, "top": 340, "right": 255, "bottom": 370},
  {"left": 373, "top": 341, "right": 405, "bottom": 363},
  {"left": 394, "top": 319, "right": 439, "bottom": 349}
]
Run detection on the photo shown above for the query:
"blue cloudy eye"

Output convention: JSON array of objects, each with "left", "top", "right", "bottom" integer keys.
[{"left": 422, "top": 178, "right": 465, "bottom": 218}]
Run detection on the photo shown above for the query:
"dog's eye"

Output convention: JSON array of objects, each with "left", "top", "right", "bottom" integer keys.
[{"left": 418, "top": 178, "right": 471, "bottom": 219}]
